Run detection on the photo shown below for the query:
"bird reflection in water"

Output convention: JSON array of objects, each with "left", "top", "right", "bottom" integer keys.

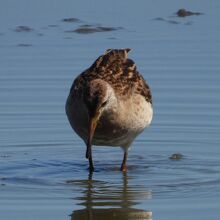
[{"left": 70, "top": 173, "right": 152, "bottom": 220}]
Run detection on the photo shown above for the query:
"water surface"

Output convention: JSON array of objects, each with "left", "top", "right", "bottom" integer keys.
[{"left": 1, "top": 0, "right": 220, "bottom": 219}]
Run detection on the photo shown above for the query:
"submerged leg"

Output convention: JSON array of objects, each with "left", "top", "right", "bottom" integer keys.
[{"left": 120, "top": 151, "right": 128, "bottom": 172}]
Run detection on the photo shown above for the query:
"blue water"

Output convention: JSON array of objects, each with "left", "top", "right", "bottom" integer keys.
[{"left": 1, "top": 1, "right": 220, "bottom": 219}]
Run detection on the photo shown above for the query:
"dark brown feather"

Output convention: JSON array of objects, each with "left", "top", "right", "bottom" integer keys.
[{"left": 70, "top": 49, "right": 152, "bottom": 104}]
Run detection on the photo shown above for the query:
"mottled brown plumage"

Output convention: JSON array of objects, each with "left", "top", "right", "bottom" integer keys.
[
  {"left": 70, "top": 49, "right": 152, "bottom": 104},
  {"left": 66, "top": 49, "right": 153, "bottom": 172}
]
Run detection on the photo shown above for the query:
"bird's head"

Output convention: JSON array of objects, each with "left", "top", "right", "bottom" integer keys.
[{"left": 84, "top": 79, "right": 114, "bottom": 157}]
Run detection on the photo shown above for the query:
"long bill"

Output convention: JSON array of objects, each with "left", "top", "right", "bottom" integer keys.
[{"left": 86, "top": 116, "right": 98, "bottom": 159}]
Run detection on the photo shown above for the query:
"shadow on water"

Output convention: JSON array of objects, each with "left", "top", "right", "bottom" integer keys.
[{"left": 69, "top": 173, "right": 152, "bottom": 220}]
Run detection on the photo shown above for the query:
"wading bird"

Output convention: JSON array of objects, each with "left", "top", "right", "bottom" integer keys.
[{"left": 66, "top": 49, "right": 153, "bottom": 172}]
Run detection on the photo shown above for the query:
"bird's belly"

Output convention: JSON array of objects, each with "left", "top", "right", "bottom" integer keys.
[
  {"left": 93, "top": 100, "right": 153, "bottom": 147},
  {"left": 92, "top": 131, "right": 139, "bottom": 147},
  {"left": 92, "top": 122, "right": 135, "bottom": 147},
  {"left": 66, "top": 94, "right": 153, "bottom": 148}
]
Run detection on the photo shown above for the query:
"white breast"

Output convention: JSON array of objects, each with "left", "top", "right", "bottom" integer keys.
[
  {"left": 118, "top": 95, "right": 153, "bottom": 132},
  {"left": 96, "top": 94, "right": 153, "bottom": 148}
]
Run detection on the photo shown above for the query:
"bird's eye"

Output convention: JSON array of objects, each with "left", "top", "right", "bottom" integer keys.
[{"left": 101, "top": 101, "right": 107, "bottom": 107}]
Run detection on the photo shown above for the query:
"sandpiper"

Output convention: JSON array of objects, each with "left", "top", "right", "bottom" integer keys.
[{"left": 66, "top": 49, "right": 153, "bottom": 172}]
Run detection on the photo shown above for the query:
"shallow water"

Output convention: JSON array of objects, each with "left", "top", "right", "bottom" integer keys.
[{"left": 1, "top": 0, "right": 220, "bottom": 219}]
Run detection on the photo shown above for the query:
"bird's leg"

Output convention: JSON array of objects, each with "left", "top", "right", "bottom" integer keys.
[
  {"left": 120, "top": 151, "right": 128, "bottom": 172},
  {"left": 86, "top": 146, "right": 94, "bottom": 172},
  {"left": 89, "top": 155, "right": 94, "bottom": 172},
  {"left": 86, "top": 145, "right": 91, "bottom": 159}
]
